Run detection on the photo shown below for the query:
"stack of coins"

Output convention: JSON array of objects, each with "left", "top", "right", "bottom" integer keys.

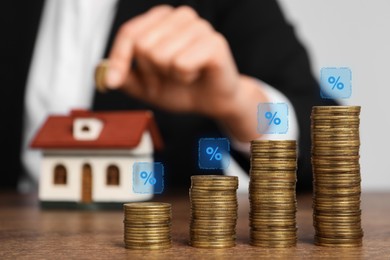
[
  {"left": 249, "top": 140, "right": 298, "bottom": 248},
  {"left": 311, "top": 106, "right": 363, "bottom": 247},
  {"left": 189, "top": 175, "right": 238, "bottom": 248},
  {"left": 123, "top": 202, "right": 172, "bottom": 250}
]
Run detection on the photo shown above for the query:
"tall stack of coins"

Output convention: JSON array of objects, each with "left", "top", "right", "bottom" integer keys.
[
  {"left": 189, "top": 175, "right": 238, "bottom": 248},
  {"left": 311, "top": 106, "right": 363, "bottom": 247},
  {"left": 249, "top": 140, "right": 298, "bottom": 248},
  {"left": 123, "top": 202, "right": 172, "bottom": 250}
]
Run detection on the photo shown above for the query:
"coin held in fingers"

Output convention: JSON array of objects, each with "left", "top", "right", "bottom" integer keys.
[{"left": 95, "top": 59, "right": 109, "bottom": 93}]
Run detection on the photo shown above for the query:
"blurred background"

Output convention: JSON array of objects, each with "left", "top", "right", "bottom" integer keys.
[{"left": 278, "top": 0, "right": 390, "bottom": 191}]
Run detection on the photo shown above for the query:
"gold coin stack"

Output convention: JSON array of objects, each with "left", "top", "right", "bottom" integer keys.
[
  {"left": 123, "top": 202, "right": 172, "bottom": 250},
  {"left": 249, "top": 140, "right": 298, "bottom": 248},
  {"left": 189, "top": 175, "right": 238, "bottom": 248},
  {"left": 311, "top": 106, "right": 363, "bottom": 247}
]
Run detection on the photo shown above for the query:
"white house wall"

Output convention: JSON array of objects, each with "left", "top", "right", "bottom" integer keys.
[
  {"left": 92, "top": 156, "right": 153, "bottom": 202},
  {"left": 39, "top": 155, "right": 153, "bottom": 202}
]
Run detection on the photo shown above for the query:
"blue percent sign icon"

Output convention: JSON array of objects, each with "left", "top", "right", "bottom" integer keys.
[
  {"left": 206, "top": 146, "right": 222, "bottom": 161},
  {"left": 140, "top": 171, "right": 157, "bottom": 185},
  {"left": 328, "top": 76, "right": 344, "bottom": 90},
  {"left": 265, "top": 111, "right": 281, "bottom": 126}
]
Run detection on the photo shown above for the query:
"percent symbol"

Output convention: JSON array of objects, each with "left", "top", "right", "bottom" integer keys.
[
  {"left": 328, "top": 76, "right": 344, "bottom": 90},
  {"left": 140, "top": 171, "right": 157, "bottom": 185},
  {"left": 265, "top": 111, "right": 281, "bottom": 125},
  {"left": 206, "top": 146, "right": 222, "bottom": 161}
]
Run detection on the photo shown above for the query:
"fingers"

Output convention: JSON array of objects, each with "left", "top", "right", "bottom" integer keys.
[
  {"left": 106, "top": 5, "right": 173, "bottom": 88},
  {"left": 105, "top": 5, "right": 235, "bottom": 100},
  {"left": 135, "top": 7, "right": 222, "bottom": 84},
  {"left": 135, "top": 56, "right": 161, "bottom": 98},
  {"left": 136, "top": 6, "right": 198, "bottom": 52},
  {"left": 147, "top": 19, "right": 213, "bottom": 76},
  {"left": 172, "top": 33, "right": 234, "bottom": 82}
]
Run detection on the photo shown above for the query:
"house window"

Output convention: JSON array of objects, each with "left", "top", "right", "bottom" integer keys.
[
  {"left": 54, "top": 164, "right": 67, "bottom": 185},
  {"left": 106, "top": 165, "right": 120, "bottom": 185}
]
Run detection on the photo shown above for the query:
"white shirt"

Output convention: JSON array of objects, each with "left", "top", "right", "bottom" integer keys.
[
  {"left": 21, "top": 0, "right": 116, "bottom": 191},
  {"left": 20, "top": 0, "right": 298, "bottom": 193}
]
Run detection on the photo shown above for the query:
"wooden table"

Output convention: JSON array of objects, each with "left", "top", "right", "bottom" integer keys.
[{"left": 0, "top": 192, "right": 389, "bottom": 259}]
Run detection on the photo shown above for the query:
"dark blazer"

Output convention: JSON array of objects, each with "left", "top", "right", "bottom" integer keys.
[{"left": 1, "top": 0, "right": 335, "bottom": 191}]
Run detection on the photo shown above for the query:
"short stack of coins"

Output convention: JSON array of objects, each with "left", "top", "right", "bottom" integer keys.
[
  {"left": 189, "top": 175, "right": 238, "bottom": 248},
  {"left": 123, "top": 202, "right": 172, "bottom": 250},
  {"left": 249, "top": 140, "right": 298, "bottom": 248},
  {"left": 311, "top": 106, "right": 363, "bottom": 247}
]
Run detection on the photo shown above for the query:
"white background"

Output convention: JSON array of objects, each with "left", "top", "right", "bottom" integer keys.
[{"left": 277, "top": 0, "right": 390, "bottom": 191}]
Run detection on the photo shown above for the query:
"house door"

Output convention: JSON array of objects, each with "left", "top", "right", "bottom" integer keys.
[{"left": 81, "top": 164, "right": 92, "bottom": 203}]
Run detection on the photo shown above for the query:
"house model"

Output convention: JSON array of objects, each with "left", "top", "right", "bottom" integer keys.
[{"left": 31, "top": 109, "right": 163, "bottom": 209}]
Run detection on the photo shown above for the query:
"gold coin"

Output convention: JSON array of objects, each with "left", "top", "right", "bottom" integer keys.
[
  {"left": 124, "top": 202, "right": 171, "bottom": 209},
  {"left": 313, "top": 175, "right": 361, "bottom": 180},
  {"left": 124, "top": 232, "right": 171, "bottom": 237},
  {"left": 191, "top": 175, "right": 238, "bottom": 182},
  {"left": 189, "top": 241, "right": 236, "bottom": 248},
  {"left": 190, "top": 196, "right": 237, "bottom": 202},
  {"left": 314, "top": 227, "right": 363, "bottom": 234},
  {"left": 315, "top": 231, "right": 363, "bottom": 238},
  {"left": 314, "top": 242, "right": 362, "bottom": 248},
  {"left": 190, "top": 222, "right": 237, "bottom": 228},
  {"left": 190, "top": 192, "right": 237, "bottom": 197},
  {"left": 190, "top": 186, "right": 238, "bottom": 191},
  {"left": 124, "top": 237, "right": 172, "bottom": 243},
  {"left": 310, "top": 129, "right": 359, "bottom": 134},
  {"left": 250, "top": 152, "right": 297, "bottom": 158},
  {"left": 312, "top": 105, "right": 361, "bottom": 112},
  {"left": 251, "top": 226, "right": 297, "bottom": 231},
  {"left": 94, "top": 59, "right": 109, "bottom": 92},
  {"left": 124, "top": 210, "right": 172, "bottom": 215},
  {"left": 250, "top": 220, "right": 296, "bottom": 225},
  {"left": 312, "top": 166, "right": 361, "bottom": 173},
  {"left": 250, "top": 178, "right": 296, "bottom": 183},
  {"left": 250, "top": 205, "right": 297, "bottom": 211},
  {"left": 312, "top": 155, "right": 360, "bottom": 161},
  {"left": 313, "top": 218, "right": 361, "bottom": 224},
  {"left": 313, "top": 171, "right": 361, "bottom": 176},
  {"left": 123, "top": 219, "right": 171, "bottom": 224},
  {"left": 311, "top": 122, "right": 360, "bottom": 127},
  {"left": 312, "top": 151, "right": 359, "bottom": 156},
  {"left": 189, "top": 191, "right": 237, "bottom": 197},
  {"left": 250, "top": 169, "right": 297, "bottom": 175},
  {"left": 250, "top": 213, "right": 296, "bottom": 218},
  {"left": 125, "top": 243, "right": 172, "bottom": 250},
  {"left": 250, "top": 241, "right": 296, "bottom": 248},
  {"left": 191, "top": 207, "right": 238, "bottom": 212},
  {"left": 314, "top": 236, "right": 362, "bottom": 244},
  {"left": 190, "top": 230, "right": 236, "bottom": 235},
  {"left": 313, "top": 197, "right": 361, "bottom": 203},
  {"left": 311, "top": 114, "right": 360, "bottom": 119},
  {"left": 251, "top": 139, "right": 297, "bottom": 145},
  {"left": 314, "top": 222, "right": 362, "bottom": 228},
  {"left": 191, "top": 207, "right": 238, "bottom": 213},
  {"left": 190, "top": 234, "right": 236, "bottom": 240},
  {"left": 124, "top": 214, "right": 171, "bottom": 219},
  {"left": 313, "top": 212, "right": 362, "bottom": 217},
  {"left": 250, "top": 232, "right": 297, "bottom": 238},
  {"left": 313, "top": 183, "right": 361, "bottom": 189}
]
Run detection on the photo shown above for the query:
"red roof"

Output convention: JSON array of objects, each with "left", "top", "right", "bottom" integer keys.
[{"left": 31, "top": 109, "right": 163, "bottom": 150}]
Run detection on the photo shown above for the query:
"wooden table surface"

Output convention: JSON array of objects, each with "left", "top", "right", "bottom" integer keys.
[{"left": 0, "top": 192, "right": 389, "bottom": 259}]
